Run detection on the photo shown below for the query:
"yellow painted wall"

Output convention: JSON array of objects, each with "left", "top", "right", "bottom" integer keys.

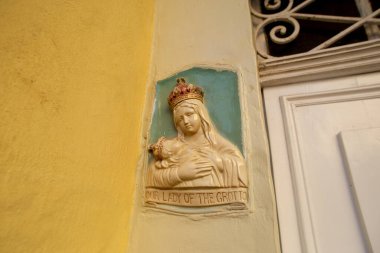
[{"left": 0, "top": 0, "right": 154, "bottom": 252}]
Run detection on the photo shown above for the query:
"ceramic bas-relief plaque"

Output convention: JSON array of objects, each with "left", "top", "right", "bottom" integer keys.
[{"left": 145, "top": 69, "right": 249, "bottom": 213}]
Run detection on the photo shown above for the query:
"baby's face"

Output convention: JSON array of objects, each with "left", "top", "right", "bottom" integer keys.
[
  {"left": 160, "top": 139, "right": 181, "bottom": 159},
  {"left": 150, "top": 138, "right": 182, "bottom": 161},
  {"left": 160, "top": 147, "right": 171, "bottom": 159}
]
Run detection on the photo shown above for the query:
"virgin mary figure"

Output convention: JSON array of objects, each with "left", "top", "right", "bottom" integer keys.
[{"left": 146, "top": 78, "right": 248, "bottom": 189}]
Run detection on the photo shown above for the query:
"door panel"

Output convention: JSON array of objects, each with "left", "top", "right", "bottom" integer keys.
[
  {"left": 339, "top": 128, "right": 380, "bottom": 253},
  {"left": 264, "top": 73, "right": 380, "bottom": 253}
]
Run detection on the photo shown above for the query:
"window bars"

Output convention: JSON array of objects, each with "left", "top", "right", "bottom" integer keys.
[{"left": 251, "top": 0, "right": 380, "bottom": 59}]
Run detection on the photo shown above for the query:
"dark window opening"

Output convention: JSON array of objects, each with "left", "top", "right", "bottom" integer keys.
[
  {"left": 370, "top": 0, "right": 380, "bottom": 12},
  {"left": 261, "top": 0, "right": 369, "bottom": 57}
]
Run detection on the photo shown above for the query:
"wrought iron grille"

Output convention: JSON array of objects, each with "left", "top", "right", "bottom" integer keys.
[{"left": 251, "top": 0, "right": 380, "bottom": 59}]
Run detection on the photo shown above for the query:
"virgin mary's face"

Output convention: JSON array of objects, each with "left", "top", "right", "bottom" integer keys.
[{"left": 174, "top": 106, "right": 201, "bottom": 136}]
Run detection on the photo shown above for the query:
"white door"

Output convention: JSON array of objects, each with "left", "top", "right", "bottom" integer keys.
[{"left": 264, "top": 72, "right": 380, "bottom": 253}]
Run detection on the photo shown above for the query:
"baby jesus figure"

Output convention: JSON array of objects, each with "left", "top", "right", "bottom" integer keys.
[
  {"left": 148, "top": 137, "right": 182, "bottom": 170},
  {"left": 148, "top": 137, "right": 188, "bottom": 187}
]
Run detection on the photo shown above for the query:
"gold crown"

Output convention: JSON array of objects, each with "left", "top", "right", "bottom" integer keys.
[{"left": 167, "top": 78, "right": 204, "bottom": 109}]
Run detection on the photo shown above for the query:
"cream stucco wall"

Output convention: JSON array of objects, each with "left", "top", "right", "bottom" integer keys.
[
  {"left": 130, "top": 1, "right": 281, "bottom": 253},
  {"left": 0, "top": 0, "right": 154, "bottom": 252}
]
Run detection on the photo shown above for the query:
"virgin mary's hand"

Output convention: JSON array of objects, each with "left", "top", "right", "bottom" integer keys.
[{"left": 177, "top": 157, "right": 213, "bottom": 181}]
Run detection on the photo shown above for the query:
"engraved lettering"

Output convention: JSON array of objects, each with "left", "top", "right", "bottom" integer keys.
[{"left": 162, "top": 191, "right": 168, "bottom": 201}]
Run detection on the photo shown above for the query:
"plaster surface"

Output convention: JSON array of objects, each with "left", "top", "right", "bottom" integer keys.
[
  {"left": 0, "top": 0, "right": 154, "bottom": 252},
  {"left": 130, "top": 1, "right": 280, "bottom": 252}
]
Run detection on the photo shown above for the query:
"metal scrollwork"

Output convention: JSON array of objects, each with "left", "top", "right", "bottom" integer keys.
[
  {"left": 269, "top": 17, "right": 300, "bottom": 45},
  {"left": 251, "top": 0, "right": 380, "bottom": 59},
  {"left": 250, "top": 0, "right": 294, "bottom": 19},
  {"left": 264, "top": 0, "right": 281, "bottom": 11},
  {"left": 255, "top": 16, "right": 300, "bottom": 58}
]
